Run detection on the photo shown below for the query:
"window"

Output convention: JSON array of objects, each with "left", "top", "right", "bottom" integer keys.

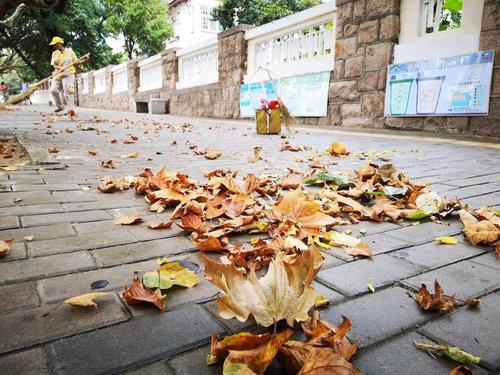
[
  {"left": 200, "top": 5, "right": 218, "bottom": 32},
  {"left": 421, "top": 0, "right": 463, "bottom": 35}
]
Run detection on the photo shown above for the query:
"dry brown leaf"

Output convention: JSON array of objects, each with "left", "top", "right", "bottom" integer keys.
[
  {"left": 114, "top": 214, "right": 143, "bottom": 225},
  {"left": 466, "top": 298, "right": 481, "bottom": 308},
  {"left": 204, "top": 245, "right": 324, "bottom": 327},
  {"left": 88, "top": 148, "right": 100, "bottom": 156},
  {"left": 204, "top": 149, "right": 223, "bottom": 160},
  {"left": 147, "top": 221, "right": 173, "bottom": 229},
  {"left": 196, "top": 236, "right": 228, "bottom": 251},
  {"left": 0, "top": 239, "right": 14, "bottom": 257},
  {"left": 297, "top": 347, "right": 362, "bottom": 375},
  {"left": 101, "top": 160, "right": 118, "bottom": 169},
  {"left": 210, "top": 330, "right": 292, "bottom": 375},
  {"left": 64, "top": 292, "right": 111, "bottom": 308},
  {"left": 122, "top": 277, "right": 165, "bottom": 311},
  {"left": 326, "top": 142, "right": 349, "bottom": 156},
  {"left": 415, "top": 279, "right": 455, "bottom": 313},
  {"left": 449, "top": 365, "right": 473, "bottom": 375},
  {"left": 48, "top": 147, "right": 60, "bottom": 153}
]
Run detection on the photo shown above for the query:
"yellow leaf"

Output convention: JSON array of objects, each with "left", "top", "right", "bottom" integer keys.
[
  {"left": 64, "top": 292, "right": 111, "bottom": 308},
  {"left": 367, "top": 283, "right": 375, "bottom": 293},
  {"left": 435, "top": 236, "right": 458, "bottom": 245},
  {"left": 143, "top": 261, "right": 201, "bottom": 290},
  {"left": 314, "top": 294, "right": 329, "bottom": 307},
  {"left": 120, "top": 152, "right": 139, "bottom": 159}
]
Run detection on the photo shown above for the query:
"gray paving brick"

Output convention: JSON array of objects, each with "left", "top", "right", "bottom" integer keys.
[
  {"left": 91, "top": 237, "right": 194, "bottom": 267},
  {"left": 419, "top": 292, "right": 500, "bottom": 371},
  {"left": 49, "top": 304, "right": 225, "bottom": 375},
  {"left": 51, "top": 191, "right": 98, "bottom": 203},
  {"left": 204, "top": 300, "right": 259, "bottom": 334},
  {"left": 444, "top": 182, "right": 500, "bottom": 199},
  {"left": 329, "top": 233, "right": 411, "bottom": 261},
  {"left": 403, "top": 260, "right": 500, "bottom": 301},
  {"left": 318, "top": 254, "right": 423, "bottom": 296},
  {"left": 1, "top": 203, "right": 65, "bottom": 216},
  {"left": 332, "top": 221, "right": 402, "bottom": 238},
  {"left": 469, "top": 251, "right": 500, "bottom": 270},
  {"left": 385, "top": 219, "right": 463, "bottom": 244},
  {"left": 167, "top": 345, "right": 220, "bottom": 375},
  {"left": 0, "top": 281, "right": 39, "bottom": 313},
  {"left": 63, "top": 200, "right": 144, "bottom": 212},
  {"left": 0, "top": 241, "right": 27, "bottom": 261},
  {"left": 390, "top": 237, "right": 485, "bottom": 269},
  {"left": 0, "top": 191, "right": 56, "bottom": 206},
  {"left": 0, "top": 293, "right": 129, "bottom": 354},
  {"left": 0, "top": 348, "right": 52, "bottom": 375},
  {"left": 28, "top": 230, "right": 137, "bottom": 257},
  {"left": 0, "top": 223, "right": 75, "bottom": 241},
  {"left": 0, "top": 215, "right": 19, "bottom": 230},
  {"left": 0, "top": 251, "right": 95, "bottom": 285},
  {"left": 12, "top": 183, "right": 81, "bottom": 192},
  {"left": 463, "top": 192, "right": 500, "bottom": 208},
  {"left": 353, "top": 331, "right": 488, "bottom": 375},
  {"left": 20, "top": 210, "right": 112, "bottom": 227},
  {"left": 447, "top": 173, "right": 500, "bottom": 188},
  {"left": 319, "top": 287, "right": 440, "bottom": 347},
  {"left": 122, "top": 361, "right": 173, "bottom": 375}
]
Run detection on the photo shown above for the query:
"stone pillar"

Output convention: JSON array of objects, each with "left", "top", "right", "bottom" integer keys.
[
  {"left": 332, "top": 0, "right": 400, "bottom": 128},
  {"left": 126, "top": 59, "right": 139, "bottom": 112},
  {"left": 162, "top": 47, "right": 180, "bottom": 112},
  {"left": 469, "top": 0, "right": 500, "bottom": 136},
  {"left": 218, "top": 24, "right": 254, "bottom": 118}
]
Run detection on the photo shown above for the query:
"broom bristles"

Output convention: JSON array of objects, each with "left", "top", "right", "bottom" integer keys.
[{"left": 4, "top": 85, "right": 38, "bottom": 106}]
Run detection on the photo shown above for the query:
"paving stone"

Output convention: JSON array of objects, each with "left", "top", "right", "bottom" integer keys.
[
  {"left": 51, "top": 191, "right": 98, "bottom": 203},
  {"left": 463, "top": 192, "right": 500, "bottom": 208},
  {"left": 469, "top": 251, "right": 500, "bottom": 270},
  {"left": 167, "top": 344, "right": 220, "bottom": 375},
  {"left": 0, "top": 215, "right": 19, "bottom": 230},
  {"left": 0, "top": 251, "right": 95, "bottom": 285},
  {"left": 312, "top": 280, "right": 345, "bottom": 304},
  {"left": 49, "top": 304, "right": 225, "bottom": 375},
  {"left": 1, "top": 203, "right": 65, "bottom": 216},
  {"left": 0, "top": 241, "right": 27, "bottom": 261},
  {"left": 0, "top": 281, "right": 40, "bottom": 313},
  {"left": 319, "top": 287, "right": 440, "bottom": 347},
  {"left": 403, "top": 260, "right": 500, "bottom": 301},
  {"left": 419, "top": 292, "right": 500, "bottom": 371},
  {"left": 28, "top": 230, "right": 137, "bottom": 257},
  {"left": 203, "top": 300, "right": 261, "bottom": 334},
  {"left": 63, "top": 200, "right": 144, "bottom": 212},
  {"left": 0, "top": 293, "right": 128, "bottom": 354},
  {"left": 0, "top": 223, "right": 75, "bottom": 241},
  {"left": 385, "top": 219, "right": 463, "bottom": 244},
  {"left": 330, "top": 233, "right": 411, "bottom": 261},
  {"left": 390, "top": 237, "right": 485, "bottom": 270},
  {"left": 318, "top": 254, "right": 423, "bottom": 296},
  {"left": 122, "top": 361, "right": 173, "bottom": 375},
  {"left": 12, "top": 183, "right": 82, "bottom": 192},
  {"left": 319, "top": 251, "right": 346, "bottom": 268},
  {"left": 443, "top": 182, "right": 500, "bottom": 199},
  {"left": 329, "top": 221, "right": 402, "bottom": 238},
  {"left": 353, "top": 331, "right": 488, "bottom": 375},
  {"left": 91, "top": 237, "right": 194, "bottom": 267},
  {"left": 0, "top": 191, "right": 56, "bottom": 206},
  {"left": 20, "top": 210, "right": 112, "bottom": 227},
  {"left": 0, "top": 347, "right": 52, "bottom": 375},
  {"left": 447, "top": 173, "right": 500, "bottom": 187}
]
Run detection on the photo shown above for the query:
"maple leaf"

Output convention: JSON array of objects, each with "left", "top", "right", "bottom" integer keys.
[
  {"left": 147, "top": 221, "right": 173, "bottom": 229},
  {"left": 114, "top": 214, "right": 143, "bottom": 225},
  {"left": 179, "top": 213, "right": 209, "bottom": 233},
  {"left": 297, "top": 348, "right": 362, "bottom": 375},
  {"left": 64, "top": 292, "right": 111, "bottom": 308},
  {"left": 122, "top": 277, "right": 165, "bottom": 311},
  {"left": 142, "top": 261, "right": 201, "bottom": 290},
  {"left": 204, "top": 149, "right": 223, "bottom": 160},
  {"left": 415, "top": 279, "right": 455, "bottom": 313},
  {"left": 88, "top": 149, "right": 100, "bottom": 156},
  {"left": 48, "top": 147, "right": 60, "bottom": 153},
  {"left": 210, "top": 330, "right": 292, "bottom": 375},
  {"left": 101, "top": 160, "right": 118, "bottom": 169},
  {"left": 204, "top": 245, "right": 324, "bottom": 327},
  {"left": 280, "top": 174, "right": 302, "bottom": 190},
  {"left": 459, "top": 209, "right": 499, "bottom": 246},
  {"left": 97, "top": 176, "right": 132, "bottom": 193},
  {"left": 0, "top": 239, "right": 13, "bottom": 257},
  {"left": 196, "top": 236, "right": 228, "bottom": 252}
]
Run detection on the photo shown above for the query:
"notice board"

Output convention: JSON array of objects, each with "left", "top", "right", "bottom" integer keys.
[
  {"left": 384, "top": 50, "right": 494, "bottom": 117},
  {"left": 240, "top": 72, "right": 330, "bottom": 118}
]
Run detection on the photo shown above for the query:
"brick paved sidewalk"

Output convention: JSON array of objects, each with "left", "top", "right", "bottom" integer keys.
[{"left": 0, "top": 106, "right": 499, "bottom": 375}]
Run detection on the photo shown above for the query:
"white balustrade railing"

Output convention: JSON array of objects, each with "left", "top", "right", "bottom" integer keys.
[
  {"left": 177, "top": 36, "right": 218, "bottom": 90},
  {"left": 31, "top": 89, "right": 51, "bottom": 104},
  {"left": 245, "top": 2, "right": 336, "bottom": 83},
  {"left": 138, "top": 54, "right": 163, "bottom": 92},
  {"left": 112, "top": 62, "right": 128, "bottom": 94},
  {"left": 80, "top": 73, "right": 89, "bottom": 95},
  {"left": 93, "top": 68, "right": 107, "bottom": 94}
]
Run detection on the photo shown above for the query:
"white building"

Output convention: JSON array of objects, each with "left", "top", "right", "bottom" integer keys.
[{"left": 167, "top": 0, "right": 221, "bottom": 49}]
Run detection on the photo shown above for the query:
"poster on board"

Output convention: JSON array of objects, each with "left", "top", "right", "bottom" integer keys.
[
  {"left": 384, "top": 50, "right": 494, "bottom": 117},
  {"left": 240, "top": 72, "right": 330, "bottom": 118}
]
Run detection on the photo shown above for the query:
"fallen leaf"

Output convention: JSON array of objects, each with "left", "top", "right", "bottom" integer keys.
[
  {"left": 114, "top": 214, "right": 143, "bottom": 225},
  {"left": 326, "top": 142, "right": 349, "bottom": 156},
  {"left": 297, "top": 347, "right": 362, "bottom": 375},
  {"left": 204, "top": 245, "right": 324, "bottom": 327},
  {"left": 88, "top": 149, "right": 100, "bottom": 156},
  {"left": 367, "top": 282, "right": 375, "bottom": 293},
  {"left": 414, "top": 341, "right": 481, "bottom": 365},
  {"left": 147, "top": 221, "right": 173, "bottom": 229},
  {"left": 204, "top": 149, "right": 223, "bottom": 160},
  {"left": 122, "top": 277, "right": 165, "bottom": 311},
  {"left": 196, "top": 236, "right": 228, "bottom": 251},
  {"left": 0, "top": 239, "right": 14, "bottom": 257},
  {"left": 48, "top": 147, "right": 60, "bottom": 153},
  {"left": 466, "top": 298, "right": 481, "bottom": 308},
  {"left": 459, "top": 209, "right": 500, "bottom": 246},
  {"left": 64, "top": 292, "right": 111, "bottom": 308},
  {"left": 450, "top": 365, "right": 473, "bottom": 375},
  {"left": 435, "top": 236, "right": 458, "bottom": 245},
  {"left": 143, "top": 261, "right": 201, "bottom": 290},
  {"left": 120, "top": 152, "right": 139, "bottom": 159},
  {"left": 415, "top": 279, "right": 455, "bottom": 313},
  {"left": 24, "top": 235, "right": 34, "bottom": 241},
  {"left": 101, "top": 160, "right": 118, "bottom": 169},
  {"left": 314, "top": 294, "right": 329, "bottom": 308}
]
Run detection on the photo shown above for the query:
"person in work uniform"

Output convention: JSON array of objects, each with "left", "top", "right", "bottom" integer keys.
[{"left": 49, "top": 36, "right": 88, "bottom": 113}]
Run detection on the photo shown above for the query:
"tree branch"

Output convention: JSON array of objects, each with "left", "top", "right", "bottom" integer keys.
[{"left": 0, "top": 3, "right": 26, "bottom": 29}]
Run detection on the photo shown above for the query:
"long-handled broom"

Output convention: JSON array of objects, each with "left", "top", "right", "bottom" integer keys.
[{"left": 3, "top": 53, "right": 90, "bottom": 106}]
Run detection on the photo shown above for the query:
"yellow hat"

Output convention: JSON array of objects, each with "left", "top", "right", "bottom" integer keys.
[{"left": 49, "top": 36, "right": 64, "bottom": 46}]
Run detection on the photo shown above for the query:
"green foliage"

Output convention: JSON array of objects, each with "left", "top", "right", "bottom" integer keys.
[
  {"left": 212, "top": 0, "right": 321, "bottom": 30},
  {"left": 104, "top": 0, "right": 173, "bottom": 59}
]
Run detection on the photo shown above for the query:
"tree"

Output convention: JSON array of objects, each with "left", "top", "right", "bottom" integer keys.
[
  {"left": 104, "top": 0, "right": 173, "bottom": 59},
  {"left": 211, "top": 0, "right": 321, "bottom": 30}
]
